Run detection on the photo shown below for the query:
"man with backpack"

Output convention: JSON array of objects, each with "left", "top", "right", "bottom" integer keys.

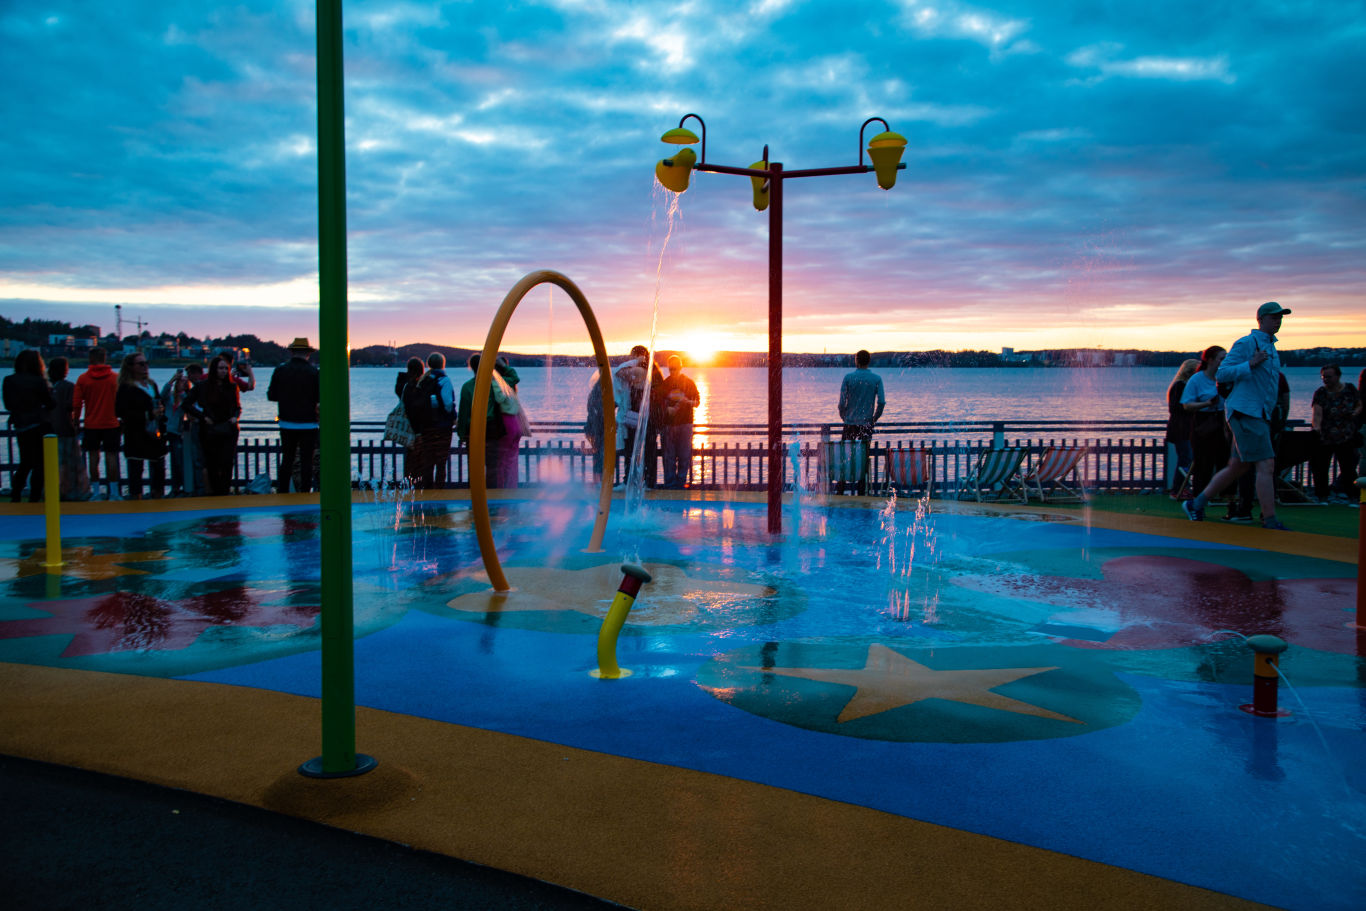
[{"left": 406, "top": 352, "right": 456, "bottom": 488}]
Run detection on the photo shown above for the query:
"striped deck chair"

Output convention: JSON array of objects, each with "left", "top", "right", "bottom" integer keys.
[
  {"left": 819, "top": 440, "right": 868, "bottom": 494},
  {"left": 956, "top": 446, "right": 1029, "bottom": 503},
  {"left": 1023, "top": 445, "right": 1088, "bottom": 503},
  {"left": 885, "top": 448, "right": 933, "bottom": 497}
]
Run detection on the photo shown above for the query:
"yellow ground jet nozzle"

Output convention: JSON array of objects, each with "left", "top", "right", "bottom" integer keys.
[
  {"left": 593, "top": 563, "right": 653, "bottom": 679},
  {"left": 866, "top": 130, "right": 907, "bottom": 190},
  {"left": 749, "top": 160, "right": 770, "bottom": 211},
  {"left": 656, "top": 146, "right": 696, "bottom": 193}
]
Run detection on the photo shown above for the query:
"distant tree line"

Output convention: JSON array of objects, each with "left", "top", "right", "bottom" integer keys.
[{"left": 7, "top": 316, "right": 1361, "bottom": 368}]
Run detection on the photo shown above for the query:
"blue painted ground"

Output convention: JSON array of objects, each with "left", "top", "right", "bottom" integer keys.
[{"left": 1, "top": 497, "right": 1361, "bottom": 910}]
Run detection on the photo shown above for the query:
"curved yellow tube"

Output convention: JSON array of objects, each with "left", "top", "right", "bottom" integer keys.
[
  {"left": 594, "top": 564, "right": 652, "bottom": 679},
  {"left": 471, "top": 270, "right": 616, "bottom": 592}
]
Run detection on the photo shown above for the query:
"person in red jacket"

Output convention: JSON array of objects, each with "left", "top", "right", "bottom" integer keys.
[{"left": 72, "top": 347, "right": 122, "bottom": 500}]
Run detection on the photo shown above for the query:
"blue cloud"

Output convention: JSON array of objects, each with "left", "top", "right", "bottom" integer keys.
[{"left": 2, "top": 0, "right": 1362, "bottom": 349}]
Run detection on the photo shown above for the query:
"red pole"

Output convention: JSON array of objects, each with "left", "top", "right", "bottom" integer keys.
[{"left": 767, "top": 163, "right": 784, "bottom": 535}]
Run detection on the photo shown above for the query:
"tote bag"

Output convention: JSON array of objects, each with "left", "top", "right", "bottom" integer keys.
[{"left": 383, "top": 401, "right": 416, "bottom": 448}]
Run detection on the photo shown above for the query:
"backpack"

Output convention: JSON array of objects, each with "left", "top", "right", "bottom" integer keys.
[{"left": 403, "top": 377, "right": 435, "bottom": 432}]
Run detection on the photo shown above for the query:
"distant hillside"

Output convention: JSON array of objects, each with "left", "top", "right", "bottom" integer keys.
[{"left": 8, "top": 315, "right": 1361, "bottom": 368}]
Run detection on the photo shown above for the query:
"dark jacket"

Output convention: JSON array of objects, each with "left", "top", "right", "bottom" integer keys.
[
  {"left": 116, "top": 381, "right": 166, "bottom": 461},
  {"left": 267, "top": 356, "right": 321, "bottom": 425},
  {"left": 184, "top": 380, "right": 241, "bottom": 426},
  {"left": 3, "top": 373, "right": 55, "bottom": 431},
  {"left": 52, "top": 379, "right": 77, "bottom": 437}
]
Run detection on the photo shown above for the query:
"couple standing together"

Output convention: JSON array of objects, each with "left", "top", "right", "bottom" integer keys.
[{"left": 589, "top": 347, "right": 700, "bottom": 489}]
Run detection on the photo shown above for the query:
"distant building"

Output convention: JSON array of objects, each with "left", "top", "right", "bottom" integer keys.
[{"left": 2, "top": 339, "right": 30, "bottom": 358}]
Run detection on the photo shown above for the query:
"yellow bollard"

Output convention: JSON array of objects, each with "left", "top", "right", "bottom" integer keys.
[
  {"left": 41, "top": 434, "right": 63, "bottom": 570},
  {"left": 592, "top": 564, "right": 652, "bottom": 679}
]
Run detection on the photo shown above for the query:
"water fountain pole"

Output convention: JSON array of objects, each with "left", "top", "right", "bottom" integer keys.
[
  {"left": 300, "top": 0, "right": 375, "bottom": 779},
  {"left": 657, "top": 117, "right": 907, "bottom": 534}
]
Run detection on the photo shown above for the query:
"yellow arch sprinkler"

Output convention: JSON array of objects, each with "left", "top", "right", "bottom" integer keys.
[
  {"left": 592, "top": 564, "right": 653, "bottom": 679},
  {"left": 469, "top": 270, "right": 616, "bottom": 593}
]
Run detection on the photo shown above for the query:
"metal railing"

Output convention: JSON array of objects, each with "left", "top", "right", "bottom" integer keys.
[{"left": 2, "top": 417, "right": 1313, "bottom": 498}]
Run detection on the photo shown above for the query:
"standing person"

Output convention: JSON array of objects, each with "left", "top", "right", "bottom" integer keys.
[
  {"left": 1183, "top": 302, "right": 1292, "bottom": 530},
  {"left": 47, "top": 357, "right": 90, "bottom": 500},
  {"left": 612, "top": 348, "right": 645, "bottom": 486},
  {"left": 184, "top": 356, "right": 241, "bottom": 496},
  {"left": 267, "top": 338, "right": 321, "bottom": 494},
  {"left": 160, "top": 368, "right": 190, "bottom": 496},
  {"left": 612, "top": 346, "right": 661, "bottom": 488},
  {"left": 457, "top": 354, "right": 516, "bottom": 489},
  {"left": 584, "top": 371, "right": 607, "bottom": 483},
  {"left": 490, "top": 356, "right": 525, "bottom": 489},
  {"left": 658, "top": 355, "right": 701, "bottom": 489},
  {"left": 1359, "top": 368, "right": 1366, "bottom": 484},
  {"left": 221, "top": 348, "right": 256, "bottom": 393},
  {"left": 413, "top": 352, "right": 456, "bottom": 489},
  {"left": 1164, "top": 359, "right": 1199, "bottom": 497},
  {"left": 1309, "top": 364, "right": 1361, "bottom": 504},
  {"left": 395, "top": 357, "right": 425, "bottom": 485},
  {"left": 180, "top": 363, "right": 206, "bottom": 496},
  {"left": 1180, "top": 346, "right": 1228, "bottom": 503},
  {"left": 115, "top": 352, "right": 167, "bottom": 499},
  {"left": 837, "top": 349, "right": 886, "bottom": 495},
  {"left": 3, "top": 350, "right": 55, "bottom": 503},
  {"left": 72, "top": 347, "right": 121, "bottom": 500}
]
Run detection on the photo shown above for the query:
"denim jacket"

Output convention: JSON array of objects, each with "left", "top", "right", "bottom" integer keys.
[{"left": 1216, "top": 329, "right": 1280, "bottom": 420}]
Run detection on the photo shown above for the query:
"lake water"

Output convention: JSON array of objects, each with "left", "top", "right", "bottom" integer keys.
[{"left": 134, "top": 365, "right": 1346, "bottom": 431}]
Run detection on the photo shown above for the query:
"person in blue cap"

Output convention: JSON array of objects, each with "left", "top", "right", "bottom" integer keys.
[{"left": 1183, "top": 302, "right": 1292, "bottom": 530}]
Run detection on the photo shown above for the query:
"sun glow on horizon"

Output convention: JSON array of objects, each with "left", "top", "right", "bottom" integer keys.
[{"left": 675, "top": 333, "right": 722, "bottom": 366}]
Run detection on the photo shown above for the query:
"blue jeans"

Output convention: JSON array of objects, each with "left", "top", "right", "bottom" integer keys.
[{"left": 662, "top": 424, "right": 693, "bottom": 488}]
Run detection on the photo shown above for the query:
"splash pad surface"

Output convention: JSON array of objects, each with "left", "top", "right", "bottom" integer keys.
[{"left": 0, "top": 496, "right": 1360, "bottom": 910}]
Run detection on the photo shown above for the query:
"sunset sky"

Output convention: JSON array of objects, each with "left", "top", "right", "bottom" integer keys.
[{"left": 3, "top": 1, "right": 1363, "bottom": 358}]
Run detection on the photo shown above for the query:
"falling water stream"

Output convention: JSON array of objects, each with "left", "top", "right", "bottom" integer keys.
[{"left": 624, "top": 184, "right": 682, "bottom": 521}]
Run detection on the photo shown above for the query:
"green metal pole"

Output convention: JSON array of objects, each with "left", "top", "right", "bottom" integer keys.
[{"left": 301, "top": 0, "right": 375, "bottom": 778}]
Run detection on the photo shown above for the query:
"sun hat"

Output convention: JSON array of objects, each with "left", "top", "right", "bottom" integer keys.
[
  {"left": 287, "top": 337, "right": 313, "bottom": 350},
  {"left": 1256, "top": 302, "right": 1291, "bottom": 318}
]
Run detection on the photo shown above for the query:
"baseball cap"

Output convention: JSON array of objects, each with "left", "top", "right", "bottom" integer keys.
[{"left": 1256, "top": 301, "right": 1291, "bottom": 318}]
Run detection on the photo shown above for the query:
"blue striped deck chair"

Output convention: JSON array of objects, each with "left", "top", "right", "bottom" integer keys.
[
  {"left": 819, "top": 440, "right": 868, "bottom": 494},
  {"left": 1024, "top": 445, "right": 1088, "bottom": 503},
  {"left": 956, "top": 446, "right": 1029, "bottom": 503},
  {"left": 885, "top": 447, "right": 933, "bottom": 497}
]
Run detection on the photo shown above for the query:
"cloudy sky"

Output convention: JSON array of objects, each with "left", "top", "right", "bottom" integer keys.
[{"left": 2, "top": 0, "right": 1363, "bottom": 357}]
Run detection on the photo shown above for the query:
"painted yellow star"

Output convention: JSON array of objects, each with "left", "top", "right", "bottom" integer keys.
[
  {"left": 0, "top": 546, "right": 170, "bottom": 583},
  {"left": 744, "top": 644, "right": 1082, "bottom": 724},
  {"left": 447, "top": 562, "right": 774, "bottom": 626}
]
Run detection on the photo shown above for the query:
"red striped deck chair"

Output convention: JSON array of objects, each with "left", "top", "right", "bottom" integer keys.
[
  {"left": 1023, "top": 445, "right": 1088, "bottom": 503},
  {"left": 885, "top": 448, "right": 933, "bottom": 497},
  {"left": 956, "top": 446, "right": 1029, "bottom": 503},
  {"left": 819, "top": 440, "right": 868, "bottom": 494}
]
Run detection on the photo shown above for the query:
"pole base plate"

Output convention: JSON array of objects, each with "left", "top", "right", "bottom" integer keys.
[
  {"left": 1238, "top": 704, "right": 1291, "bottom": 718},
  {"left": 298, "top": 753, "right": 379, "bottom": 778}
]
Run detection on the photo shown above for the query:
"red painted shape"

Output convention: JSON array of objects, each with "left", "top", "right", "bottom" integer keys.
[
  {"left": 957, "top": 555, "right": 1357, "bottom": 654},
  {"left": 0, "top": 587, "right": 322, "bottom": 657}
]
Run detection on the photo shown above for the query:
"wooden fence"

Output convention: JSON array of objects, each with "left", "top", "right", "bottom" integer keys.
[{"left": 2, "top": 418, "right": 1315, "bottom": 499}]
